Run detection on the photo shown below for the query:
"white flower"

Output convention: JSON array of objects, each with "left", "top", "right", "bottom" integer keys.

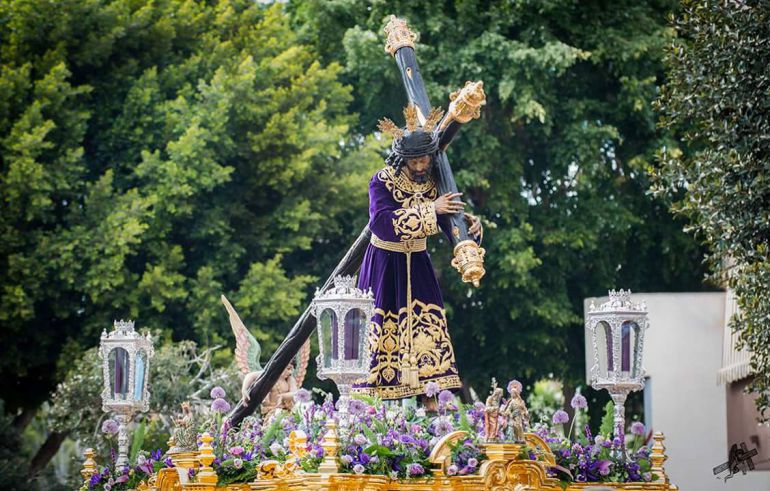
[
  {"left": 415, "top": 408, "right": 426, "bottom": 418},
  {"left": 595, "top": 435, "right": 605, "bottom": 445},
  {"left": 136, "top": 455, "right": 146, "bottom": 465},
  {"left": 353, "top": 464, "right": 365, "bottom": 474},
  {"left": 341, "top": 455, "right": 354, "bottom": 465},
  {"left": 353, "top": 434, "right": 367, "bottom": 446},
  {"left": 269, "top": 442, "right": 283, "bottom": 455},
  {"left": 386, "top": 410, "right": 397, "bottom": 421},
  {"left": 447, "top": 464, "right": 459, "bottom": 476},
  {"left": 313, "top": 411, "right": 325, "bottom": 421},
  {"left": 283, "top": 437, "right": 290, "bottom": 447}
]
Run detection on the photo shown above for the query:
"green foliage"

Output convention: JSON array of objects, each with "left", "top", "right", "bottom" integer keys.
[
  {"left": 656, "top": 0, "right": 770, "bottom": 419},
  {"left": 0, "top": 0, "right": 380, "bottom": 412},
  {"left": 526, "top": 379, "right": 564, "bottom": 424},
  {"left": 289, "top": 0, "right": 709, "bottom": 392},
  {"left": 599, "top": 401, "right": 615, "bottom": 437}
]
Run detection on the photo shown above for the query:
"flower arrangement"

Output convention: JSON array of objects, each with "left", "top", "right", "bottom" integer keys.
[{"left": 533, "top": 400, "right": 658, "bottom": 485}]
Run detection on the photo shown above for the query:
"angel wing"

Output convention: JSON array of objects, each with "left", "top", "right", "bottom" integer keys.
[
  {"left": 293, "top": 339, "right": 311, "bottom": 387},
  {"left": 221, "top": 294, "right": 262, "bottom": 375}
]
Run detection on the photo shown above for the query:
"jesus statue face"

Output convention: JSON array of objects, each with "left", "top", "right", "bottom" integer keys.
[{"left": 405, "top": 155, "right": 432, "bottom": 183}]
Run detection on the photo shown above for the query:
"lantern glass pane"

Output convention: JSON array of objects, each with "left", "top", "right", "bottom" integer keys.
[
  {"left": 343, "top": 308, "right": 367, "bottom": 360},
  {"left": 320, "top": 309, "right": 338, "bottom": 368},
  {"left": 109, "top": 347, "right": 130, "bottom": 400},
  {"left": 596, "top": 321, "right": 613, "bottom": 376},
  {"left": 621, "top": 321, "right": 639, "bottom": 374},
  {"left": 134, "top": 350, "right": 147, "bottom": 401}
]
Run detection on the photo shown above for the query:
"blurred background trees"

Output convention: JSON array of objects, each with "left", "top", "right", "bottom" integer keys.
[{"left": 0, "top": 0, "right": 739, "bottom": 486}]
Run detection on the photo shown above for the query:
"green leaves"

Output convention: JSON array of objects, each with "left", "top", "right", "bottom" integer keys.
[{"left": 657, "top": 0, "right": 770, "bottom": 420}]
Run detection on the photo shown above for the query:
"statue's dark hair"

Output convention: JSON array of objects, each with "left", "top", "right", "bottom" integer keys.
[{"left": 386, "top": 129, "right": 440, "bottom": 175}]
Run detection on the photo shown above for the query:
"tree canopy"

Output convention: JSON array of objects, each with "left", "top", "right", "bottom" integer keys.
[
  {"left": 657, "top": 0, "right": 770, "bottom": 419},
  {"left": 0, "top": 0, "right": 380, "bottom": 412},
  {"left": 0, "top": 0, "right": 709, "bottom": 420}
]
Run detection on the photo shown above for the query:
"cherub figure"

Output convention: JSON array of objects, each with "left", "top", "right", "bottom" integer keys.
[
  {"left": 484, "top": 380, "right": 504, "bottom": 442},
  {"left": 222, "top": 295, "right": 309, "bottom": 410},
  {"left": 501, "top": 380, "right": 529, "bottom": 442}
]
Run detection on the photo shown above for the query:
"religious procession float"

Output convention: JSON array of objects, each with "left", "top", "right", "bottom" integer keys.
[{"left": 78, "top": 16, "right": 679, "bottom": 491}]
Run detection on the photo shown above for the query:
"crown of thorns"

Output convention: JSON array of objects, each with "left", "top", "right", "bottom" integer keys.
[{"left": 378, "top": 104, "right": 444, "bottom": 160}]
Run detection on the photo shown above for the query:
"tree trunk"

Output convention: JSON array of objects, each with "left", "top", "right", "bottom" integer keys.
[{"left": 28, "top": 430, "right": 70, "bottom": 478}]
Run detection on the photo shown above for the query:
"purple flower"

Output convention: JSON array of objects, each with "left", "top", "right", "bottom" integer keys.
[
  {"left": 507, "top": 380, "right": 522, "bottom": 395},
  {"left": 115, "top": 474, "right": 129, "bottom": 484},
  {"left": 294, "top": 388, "right": 311, "bottom": 403},
  {"left": 104, "top": 485, "right": 112, "bottom": 491},
  {"left": 447, "top": 464, "right": 459, "bottom": 475},
  {"left": 353, "top": 434, "right": 367, "bottom": 446},
  {"left": 408, "top": 463, "right": 425, "bottom": 476},
  {"left": 101, "top": 419, "right": 119, "bottom": 435},
  {"left": 438, "top": 390, "right": 454, "bottom": 404},
  {"left": 597, "top": 459, "right": 612, "bottom": 476},
  {"left": 570, "top": 394, "right": 588, "bottom": 410},
  {"left": 229, "top": 445, "right": 244, "bottom": 456},
  {"left": 552, "top": 410, "right": 569, "bottom": 425},
  {"left": 348, "top": 399, "right": 367, "bottom": 415},
  {"left": 631, "top": 421, "right": 645, "bottom": 436},
  {"left": 467, "top": 458, "right": 478, "bottom": 468},
  {"left": 211, "top": 398, "right": 231, "bottom": 413},
  {"left": 233, "top": 458, "right": 243, "bottom": 469},
  {"left": 353, "top": 464, "right": 365, "bottom": 474},
  {"left": 434, "top": 417, "right": 454, "bottom": 436},
  {"left": 424, "top": 381, "right": 440, "bottom": 397},
  {"left": 210, "top": 386, "right": 226, "bottom": 399}
]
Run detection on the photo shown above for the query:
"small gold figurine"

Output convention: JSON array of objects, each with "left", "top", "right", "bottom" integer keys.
[
  {"left": 484, "top": 380, "right": 504, "bottom": 442},
  {"left": 501, "top": 380, "right": 529, "bottom": 442}
]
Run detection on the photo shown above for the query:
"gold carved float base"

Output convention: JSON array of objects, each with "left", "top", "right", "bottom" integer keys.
[{"left": 112, "top": 432, "right": 677, "bottom": 491}]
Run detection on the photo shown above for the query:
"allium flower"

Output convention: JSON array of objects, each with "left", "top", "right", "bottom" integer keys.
[
  {"left": 438, "top": 390, "right": 454, "bottom": 404},
  {"left": 229, "top": 446, "right": 244, "bottom": 456},
  {"left": 447, "top": 464, "right": 459, "bottom": 476},
  {"left": 353, "top": 464, "right": 365, "bottom": 474},
  {"left": 211, "top": 398, "right": 231, "bottom": 413},
  {"left": 102, "top": 419, "right": 119, "bottom": 435},
  {"left": 425, "top": 381, "right": 440, "bottom": 397},
  {"left": 353, "top": 434, "right": 367, "bottom": 446},
  {"left": 210, "top": 386, "right": 226, "bottom": 399},
  {"left": 597, "top": 459, "right": 612, "bottom": 476},
  {"left": 467, "top": 458, "right": 478, "bottom": 468},
  {"left": 570, "top": 393, "right": 588, "bottom": 410},
  {"left": 631, "top": 421, "right": 645, "bottom": 436},
  {"left": 408, "top": 463, "right": 425, "bottom": 476},
  {"left": 507, "top": 380, "right": 522, "bottom": 395},
  {"left": 233, "top": 458, "right": 243, "bottom": 469},
  {"left": 294, "top": 388, "right": 311, "bottom": 403},
  {"left": 552, "top": 410, "right": 569, "bottom": 425}
]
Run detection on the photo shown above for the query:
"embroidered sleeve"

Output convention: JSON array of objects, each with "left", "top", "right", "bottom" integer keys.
[{"left": 368, "top": 175, "right": 439, "bottom": 242}]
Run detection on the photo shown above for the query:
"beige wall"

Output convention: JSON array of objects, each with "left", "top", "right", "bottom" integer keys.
[{"left": 584, "top": 292, "right": 770, "bottom": 490}]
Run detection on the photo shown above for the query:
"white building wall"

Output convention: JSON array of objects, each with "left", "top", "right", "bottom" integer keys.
[{"left": 584, "top": 292, "right": 770, "bottom": 491}]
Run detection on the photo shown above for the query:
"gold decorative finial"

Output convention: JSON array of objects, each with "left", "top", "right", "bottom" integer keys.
[
  {"left": 318, "top": 419, "right": 340, "bottom": 473},
  {"left": 651, "top": 432, "right": 671, "bottom": 483},
  {"left": 196, "top": 432, "right": 217, "bottom": 484},
  {"left": 377, "top": 117, "right": 404, "bottom": 139},
  {"left": 80, "top": 448, "right": 98, "bottom": 482},
  {"left": 451, "top": 240, "right": 486, "bottom": 287},
  {"left": 423, "top": 107, "right": 445, "bottom": 132},
  {"left": 383, "top": 15, "right": 417, "bottom": 56},
  {"left": 440, "top": 81, "right": 487, "bottom": 130},
  {"left": 403, "top": 104, "right": 419, "bottom": 132}
]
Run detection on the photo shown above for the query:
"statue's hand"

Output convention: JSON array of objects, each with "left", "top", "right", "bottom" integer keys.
[
  {"left": 434, "top": 192, "right": 465, "bottom": 215},
  {"left": 465, "top": 212, "right": 482, "bottom": 238}
]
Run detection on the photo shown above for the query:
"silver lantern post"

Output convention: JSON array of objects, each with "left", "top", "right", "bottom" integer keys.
[
  {"left": 99, "top": 319, "right": 154, "bottom": 469},
  {"left": 586, "top": 290, "right": 648, "bottom": 437},
  {"left": 312, "top": 275, "right": 373, "bottom": 425}
]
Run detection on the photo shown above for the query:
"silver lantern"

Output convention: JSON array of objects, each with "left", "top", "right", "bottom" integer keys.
[
  {"left": 99, "top": 319, "right": 154, "bottom": 469},
  {"left": 586, "top": 290, "right": 648, "bottom": 437},
  {"left": 312, "top": 275, "right": 373, "bottom": 422}
]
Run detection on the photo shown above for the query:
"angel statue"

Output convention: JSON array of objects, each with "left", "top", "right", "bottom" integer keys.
[{"left": 221, "top": 295, "right": 310, "bottom": 416}]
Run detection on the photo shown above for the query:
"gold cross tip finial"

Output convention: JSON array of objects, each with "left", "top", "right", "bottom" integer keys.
[{"left": 384, "top": 15, "right": 417, "bottom": 56}]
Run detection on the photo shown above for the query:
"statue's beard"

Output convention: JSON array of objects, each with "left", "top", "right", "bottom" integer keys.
[{"left": 411, "top": 172, "right": 429, "bottom": 184}]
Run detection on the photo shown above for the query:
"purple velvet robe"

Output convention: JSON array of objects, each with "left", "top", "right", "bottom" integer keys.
[{"left": 352, "top": 166, "right": 462, "bottom": 399}]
